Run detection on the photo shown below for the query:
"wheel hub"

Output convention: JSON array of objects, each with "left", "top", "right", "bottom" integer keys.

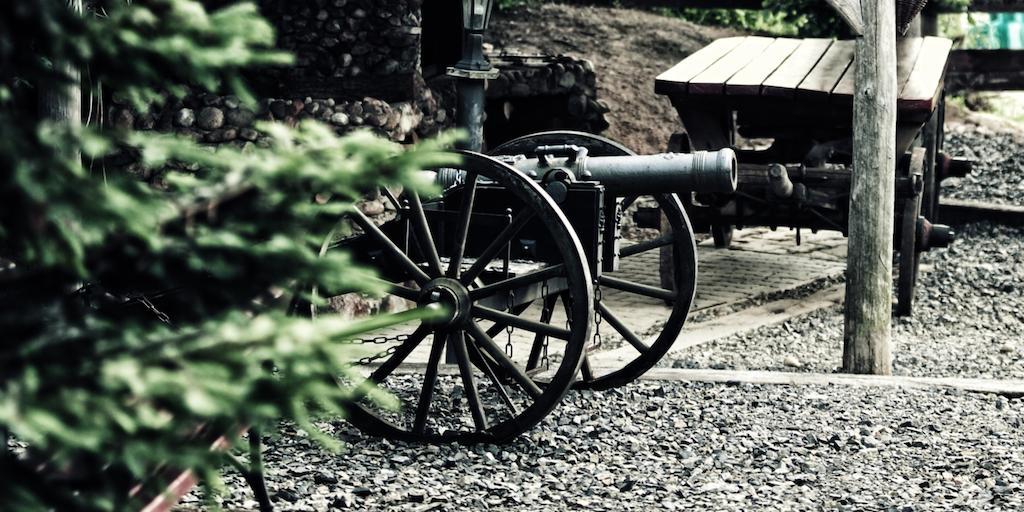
[{"left": 418, "top": 277, "right": 471, "bottom": 326}]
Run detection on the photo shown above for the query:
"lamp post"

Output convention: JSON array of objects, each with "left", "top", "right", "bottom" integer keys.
[{"left": 448, "top": 0, "right": 498, "bottom": 152}]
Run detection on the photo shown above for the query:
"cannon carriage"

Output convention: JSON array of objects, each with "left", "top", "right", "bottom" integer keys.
[
  {"left": 314, "top": 133, "right": 735, "bottom": 443},
  {"left": 307, "top": 9, "right": 968, "bottom": 445}
]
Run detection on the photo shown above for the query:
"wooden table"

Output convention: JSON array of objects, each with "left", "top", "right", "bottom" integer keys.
[{"left": 655, "top": 36, "right": 953, "bottom": 153}]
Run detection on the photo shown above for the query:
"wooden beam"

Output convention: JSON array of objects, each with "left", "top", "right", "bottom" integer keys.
[
  {"left": 844, "top": 0, "right": 896, "bottom": 375},
  {"left": 940, "top": 198, "right": 1024, "bottom": 226},
  {"left": 946, "top": 49, "right": 1024, "bottom": 92},
  {"left": 824, "top": 0, "right": 865, "bottom": 35},
  {"left": 630, "top": 369, "right": 1024, "bottom": 397}
]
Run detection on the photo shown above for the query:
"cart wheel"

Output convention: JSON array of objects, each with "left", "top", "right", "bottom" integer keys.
[
  {"left": 896, "top": 148, "right": 926, "bottom": 317},
  {"left": 491, "top": 131, "right": 698, "bottom": 389},
  {"left": 319, "top": 151, "right": 593, "bottom": 443}
]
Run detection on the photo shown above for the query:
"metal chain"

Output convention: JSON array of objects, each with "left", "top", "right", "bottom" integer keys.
[
  {"left": 540, "top": 282, "right": 551, "bottom": 369},
  {"left": 348, "top": 333, "right": 410, "bottom": 366},
  {"left": 133, "top": 294, "right": 172, "bottom": 325},
  {"left": 505, "top": 289, "right": 515, "bottom": 358},
  {"left": 593, "top": 279, "right": 603, "bottom": 349}
]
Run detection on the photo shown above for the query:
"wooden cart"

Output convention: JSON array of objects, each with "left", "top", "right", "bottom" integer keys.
[{"left": 655, "top": 35, "right": 966, "bottom": 316}]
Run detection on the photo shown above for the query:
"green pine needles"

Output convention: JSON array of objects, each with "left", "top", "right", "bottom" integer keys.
[{"left": 0, "top": 1, "right": 456, "bottom": 509}]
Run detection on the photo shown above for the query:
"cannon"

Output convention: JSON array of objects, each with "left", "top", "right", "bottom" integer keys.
[{"left": 312, "top": 131, "right": 735, "bottom": 443}]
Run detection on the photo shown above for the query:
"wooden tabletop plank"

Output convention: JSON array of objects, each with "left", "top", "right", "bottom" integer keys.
[
  {"left": 761, "top": 38, "right": 834, "bottom": 98},
  {"left": 832, "top": 37, "right": 924, "bottom": 102},
  {"left": 655, "top": 37, "right": 746, "bottom": 96},
  {"left": 688, "top": 36, "right": 777, "bottom": 95},
  {"left": 725, "top": 38, "right": 802, "bottom": 96},
  {"left": 795, "top": 40, "right": 855, "bottom": 102},
  {"left": 899, "top": 36, "right": 954, "bottom": 113}
]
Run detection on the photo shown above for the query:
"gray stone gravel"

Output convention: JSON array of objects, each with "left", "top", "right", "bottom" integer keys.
[
  {"left": 943, "top": 127, "right": 1024, "bottom": 205},
  {"left": 181, "top": 124, "right": 1024, "bottom": 511},
  {"left": 195, "top": 381, "right": 1023, "bottom": 511},
  {"left": 666, "top": 222, "right": 1024, "bottom": 378}
]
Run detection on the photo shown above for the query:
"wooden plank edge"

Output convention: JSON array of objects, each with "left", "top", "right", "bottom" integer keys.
[
  {"left": 626, "top": 368, "right": 1024, "bottom": 397},
  {"left": 939, "top": 198, "right": 1024, "bottom": 226}
]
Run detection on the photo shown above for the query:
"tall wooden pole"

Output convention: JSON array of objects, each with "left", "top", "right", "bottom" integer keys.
[
  {"left": 38, "top": 0, "right": 83, "bottom": 158},
  {"left": 843, "top": 0, "right": 897, "bottom": 375}
]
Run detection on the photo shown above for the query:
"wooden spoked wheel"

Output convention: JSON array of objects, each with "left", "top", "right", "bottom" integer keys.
[
  {"left": 896, "top": 147, "right": 926, "bottom": 317},
  {"left": 491, "top": 131, "right": 698, "bottom": 390},
  {"left": 319, "top": 151, "right": 593, "bottom": 443}
]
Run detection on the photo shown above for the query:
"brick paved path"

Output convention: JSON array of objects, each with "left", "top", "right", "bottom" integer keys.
[{"left": 361, "top": 227, "right": 848, "bottom": 367}]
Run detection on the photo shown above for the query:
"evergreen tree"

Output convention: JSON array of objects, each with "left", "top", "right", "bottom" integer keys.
[{"left": 0, "top": 1, "right": 453, "bottom": 509}]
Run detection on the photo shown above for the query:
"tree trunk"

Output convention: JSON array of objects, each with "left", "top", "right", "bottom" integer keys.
[
  {"left": 38, "top": 0, "right": 83, "bottom": 161},
  {"left": 843, "top": 0, "right": 897, "bottom": 375}
]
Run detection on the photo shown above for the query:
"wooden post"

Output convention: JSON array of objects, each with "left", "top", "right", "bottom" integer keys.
[
  {"left": 843, "top": 0, "right": 897, "bottom": 374},
  {"left": 38, "top": 0, "right": 82, "bottom": 157},
  {"left": 920, "top": 11, "right": 940, "bottom": 36}
]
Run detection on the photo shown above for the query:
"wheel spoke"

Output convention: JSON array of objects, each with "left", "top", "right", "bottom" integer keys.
[
  {"left": 452, "top": 330, "right": 488, "bottom": 431},
  {"left": 381, "top": 186, "right": 402, "bottom": 212},
  {"left": 620, "top": 234, "right": 674, "bottom": 258},
  {"left": 447, "top": 173, "right": 479, "bottom": 278},
  {"left": 466, "top": 339, "right": 519, "bottom": 416},
  {"left": 527, "top": 294, "right": 558, "bottom": 370},
  {"left": 460, "top": 209, "right": 538, "bottom": 285},
  {"left": 412, "top": 331, "right": 446, "bottom": 434},
  {"left": 366, "top": 325, "right": 431, "bottom": 383},
  {"left": 407, "top": 190, "right": 443, "bottom": 277},
  {"left": 596, "top": 301, "right": 650, "bottom": 353},
  {"left": 484, "top": 302, "right": 532, "bottom": 337},
  {"left": 472, "top": 305, "right": 571, "bottom": 340},
  {"left": 365, "top": 277, "right": 419, "bottom": 301},
  {"left": 466, "top": 321, "right": 543, "bottom": 399},
  {"left": 599, "top": 275, "right": 676, "bottom": 302},
  {"left": 350, "top": 209, "right": 430, "bottom": 285},
  {"left": 468, "top": 264, "right": 564, "bottom": 301}
]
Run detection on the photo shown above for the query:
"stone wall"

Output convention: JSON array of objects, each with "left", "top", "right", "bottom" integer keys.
[
  {"left": 255, "top": 0, "right": 422, "bottom": 102},
  {"left": 484, "top": 54, "right": 610, "bottom": 145},
  {"left": 110, "top": 88, "right": 439, "bottom": 149}
]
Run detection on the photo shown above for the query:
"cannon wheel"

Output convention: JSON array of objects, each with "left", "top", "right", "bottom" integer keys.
[
  {"left": 490, "top": 131, "right": 698, "bottom": 390},
  {"left": 896, "top": 148, "right": 926, "bottom": 317},
  {"left": 317, "top": 151, "right": 594, "bottom": 443}
]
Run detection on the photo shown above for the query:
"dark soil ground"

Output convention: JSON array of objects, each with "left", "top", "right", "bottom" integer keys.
[{"left": 489, "top": 3, "right": 736, "bottom": 154}]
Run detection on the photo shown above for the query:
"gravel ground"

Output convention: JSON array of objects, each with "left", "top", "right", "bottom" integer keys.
[
  {"left": 193, "top": 381, "right": 1023, "bottom": 511},
  {"left": 181, "top": 126, "right": 1024, "bottom": 512},
  {"left": 666, "top": 222, "right": 1024, "bottom": 377},
  {"left": 943, "top": 127, "right": 1024, "bottom": 205}
]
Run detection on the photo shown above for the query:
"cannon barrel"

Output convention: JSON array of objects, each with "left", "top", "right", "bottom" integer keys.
[
  {"left": 506, "top": 148, "right": 738, "bottom": 195},
  {"left": 580, "top": 150, "right": 737, "bottom": 194}
]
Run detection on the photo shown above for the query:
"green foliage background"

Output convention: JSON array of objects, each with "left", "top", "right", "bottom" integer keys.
[
  {"left": 0, "top": 1, "right": 455, "bottom": 509},
  {"left": 497, "top": 0, "right": 975, "bottom": 37}
]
